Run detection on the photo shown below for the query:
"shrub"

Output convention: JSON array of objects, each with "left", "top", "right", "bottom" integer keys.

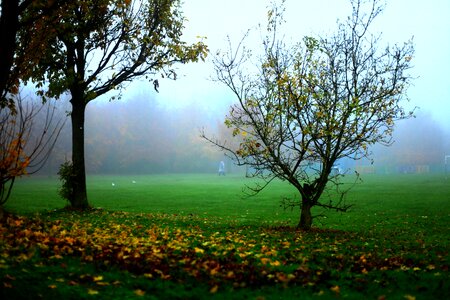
[{"left": 57, "top": 161, "right": 75, "bottom": 205}]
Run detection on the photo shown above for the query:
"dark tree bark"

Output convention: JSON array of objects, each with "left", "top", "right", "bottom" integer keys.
[
  {"left": 70, "top": 96, "right": 88, "bottom": 209},
  {"left": 0, "top": 0, "right": 19, "bottom": 104},
  {"left": 297, "top": 183, "right": 315, "bottom": 230},
  {"left": 299, "top": 200, "right": 313, "bottom": 230}
]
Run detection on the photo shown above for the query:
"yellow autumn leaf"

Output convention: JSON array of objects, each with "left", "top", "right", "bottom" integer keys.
[
  {"left": 270, "top": 260, "right": 281, "bottom": 267},
  {"left": 209, "top": 285, "right": 219, "bottom": 293},
  {"left": 134, "top": 289, "right": 146, "bottom": 296},
  {"left": 93, "top": 275, "right": 103, "bottom": 282},
  {"left": 87, "top": 289, "right": 99, "bottom": 295},
  {"left": 210, "top": 268, "right": 219, "bottom": 276},
  {"left": 404, "top": 295, "right": 416, "bottom": 300},
  {"left": 84, "top": 255, "right": 94, "bottom": 261},
  {"left": 330, "top": 285, "right": 340, "bottom": 294},
  {"left": 260, "top": 257, "right": 270, "bottom": 264},
  {"left": 194, "top": 247, "right": 204, "bottom": 254}
]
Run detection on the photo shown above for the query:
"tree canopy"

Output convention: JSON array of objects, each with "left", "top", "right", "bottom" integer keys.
[
  {"left": 204, "top": 0, "right": 414, "bottom": 230},
  {"left": 0, "top": 0, "right": 66, "bottom": 110},
  {"left": 23, "top": 0, "right": 208, "bottom": 101}
]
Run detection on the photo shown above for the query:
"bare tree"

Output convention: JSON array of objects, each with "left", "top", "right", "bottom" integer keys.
[
  {"left": 0, "top": 95, "right": 65, "bottom": 207},
  {"left": 202, "top": 0, "right": 414, "bottom": 230}
]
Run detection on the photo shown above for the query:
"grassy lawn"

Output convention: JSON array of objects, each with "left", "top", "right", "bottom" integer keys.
[{"left": 1, "top": 173, "right": 449, "bottom": 299}]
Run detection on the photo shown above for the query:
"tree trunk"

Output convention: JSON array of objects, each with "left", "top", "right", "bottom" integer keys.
[
  {"left": 70, "top": 97, "right": 89, "bottom": 209},
  {"left": 298, "top": 198, "right": 313, "bottom": 230},
  {"left": 0, "top": 0, "right": 19, "bottom": 98}
]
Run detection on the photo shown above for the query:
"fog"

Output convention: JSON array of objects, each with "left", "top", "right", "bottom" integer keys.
[
  {"left": 36, "top": 94, "right": 239, "bottom": 175},
  {"left": 26, "top": 0, "right": 450, "bottom": 176},
  {"left": 356, "top": 111, "right": 450, "bottom": 174},
  {"left": 155, "top": 0, "right": 450, "bottom": 129},
  {"left": 30, "top": 94, "right": 448, "bottom": 177}
]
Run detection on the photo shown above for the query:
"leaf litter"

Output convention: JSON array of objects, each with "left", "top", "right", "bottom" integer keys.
[{"left": 0, "top": 209, "right": 448, "bottom": 297}]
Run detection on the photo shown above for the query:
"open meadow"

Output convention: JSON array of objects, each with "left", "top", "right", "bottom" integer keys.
[{"left": 1, "top": 173, "right": 449, "bottom": 299}]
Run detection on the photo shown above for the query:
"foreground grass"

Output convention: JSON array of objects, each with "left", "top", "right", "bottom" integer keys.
[{"left": 1, "top": 173, "right": 449, "bottom": 299}]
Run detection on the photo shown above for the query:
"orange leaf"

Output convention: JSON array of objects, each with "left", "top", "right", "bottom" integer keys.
[
  {"left": 270, "top": 260, "right": 281, "bottom": 267},
  {"left": 134, "top": 289, "right": 146, "bottom": 296},
  {"left": 260, "top": 257, "right": 270, "bottom": 265},
  {"left": 330, "top": 285, "right": 340, "bottom": 294},
  {"left": 209, "top": 285, "right": 219, "bottom": 293}
]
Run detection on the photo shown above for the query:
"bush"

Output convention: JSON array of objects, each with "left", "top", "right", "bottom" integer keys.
[{"left": 57, "top": 161, "right": 75, "bottom": 205}]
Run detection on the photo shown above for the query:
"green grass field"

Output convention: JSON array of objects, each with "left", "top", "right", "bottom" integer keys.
[{"left": 1, "top": 173, "right": 449, "bottom": 299}]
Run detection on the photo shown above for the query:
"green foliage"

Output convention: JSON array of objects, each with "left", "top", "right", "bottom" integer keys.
[
  {"left": 57, "top": 161, "right": 75, "bottom": 205},
  {"left": 23, "top": 0, "right": 208, "bottom": 101}
]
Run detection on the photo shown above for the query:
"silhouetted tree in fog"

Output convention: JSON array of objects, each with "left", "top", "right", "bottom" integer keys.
[{"left": 203, "top": 0, "right": 414, "bottom": 230}]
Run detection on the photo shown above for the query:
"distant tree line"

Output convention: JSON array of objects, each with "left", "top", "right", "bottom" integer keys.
[
  {"left": 369, "top": 112, "right": 448, "bottom": 173},
  {"left": 14, "top": 93, "right": 447, "bottom": 177},
  {"left": 35, "top": 95, "right": 232, "bottom": 175}
]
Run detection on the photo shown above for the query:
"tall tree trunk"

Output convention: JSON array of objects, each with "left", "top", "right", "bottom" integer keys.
[
  {"left": 298, "top": 198, "right": 313, "bottom": 230},
  {"left": 0, "top": 0, "right": 19, "bottom": 99},
  {"left": 70, "top": 97, "right": 89, "bottom": 209}
]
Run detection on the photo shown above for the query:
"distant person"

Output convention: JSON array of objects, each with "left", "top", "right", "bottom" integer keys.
[{"left": 218, "top": 161, "right": 225, "bottom": 176}]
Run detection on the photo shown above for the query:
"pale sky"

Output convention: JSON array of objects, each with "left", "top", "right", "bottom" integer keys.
[{"left": 125, "top": 0, "right": 450, "bottom": 130}]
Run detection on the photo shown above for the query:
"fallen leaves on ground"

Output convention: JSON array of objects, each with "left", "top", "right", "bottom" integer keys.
[{"left": 0, "top": 210, "right": 448, "bottom": 294}]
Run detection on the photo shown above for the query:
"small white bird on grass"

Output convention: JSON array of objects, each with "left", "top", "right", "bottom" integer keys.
[{"left": 112, "top": 183, "right": 115, "bottom": 187}]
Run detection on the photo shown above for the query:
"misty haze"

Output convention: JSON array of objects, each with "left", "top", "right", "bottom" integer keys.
[
  {"left": 1, "top": 0, "right": 449, "bottom": 299},
  {"left": 33, "top": 96, "right": 450, "bottom": 177}
]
